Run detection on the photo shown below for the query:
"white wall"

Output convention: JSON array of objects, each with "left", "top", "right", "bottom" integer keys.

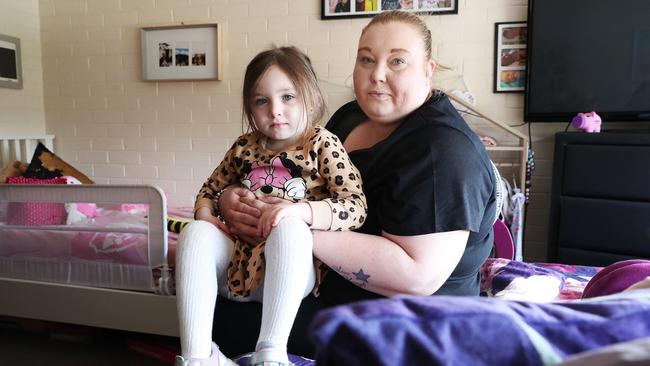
[
  {"left": 34, "top": 0, "right": 564, "bottom": 261},
  {"left": 0, "top": 0, "right": 46, "bottom": 136}
]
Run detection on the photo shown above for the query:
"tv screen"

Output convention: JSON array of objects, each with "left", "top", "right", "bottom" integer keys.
[{"left": 525, "top": 0, "right": 650, "bottom": 122}]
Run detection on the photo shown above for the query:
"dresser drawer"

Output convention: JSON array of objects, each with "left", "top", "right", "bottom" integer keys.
[
  {"left": 557, "top": 247, "right": 643, "bottom": 267},
  {"left": 562, "top": 144, "right": 650, "bottom": 201},
  {"left": 557, "top": 196, "right": 650, "bottom": 257}
]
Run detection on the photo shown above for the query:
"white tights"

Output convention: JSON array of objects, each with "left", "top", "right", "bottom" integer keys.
[{"left": 176, "top": 218, "right": 316, "bottom": 359}]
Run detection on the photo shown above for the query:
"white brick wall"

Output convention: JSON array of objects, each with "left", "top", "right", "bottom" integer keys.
[{"left": 17, "top": 0, "right": 573, "bottom": 261}]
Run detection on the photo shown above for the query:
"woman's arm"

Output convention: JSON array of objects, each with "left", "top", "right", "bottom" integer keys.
[{"left": 313, "top": 229, "right": 469, "bottom": 297}]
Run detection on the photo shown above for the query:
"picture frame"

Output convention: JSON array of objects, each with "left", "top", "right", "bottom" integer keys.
[
  {"left": 140, "top": 23, "right": 222, "bottom": 81},
  {"left": 321, "top": 0, "right": 458, "bottom": 20},
  {"left": 0, "top": 34, "right": 23, "bottom": 89},
  {"left": 494, "top": 22, "right": 527, "bottom": 93}
]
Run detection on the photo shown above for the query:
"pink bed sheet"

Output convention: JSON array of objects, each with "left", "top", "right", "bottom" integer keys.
[
  {"left": 0, "top": 205, "right": 194, "bottom": 267},
  {"left": 0, "top": 209, "right": 152, "bottom": 265}
]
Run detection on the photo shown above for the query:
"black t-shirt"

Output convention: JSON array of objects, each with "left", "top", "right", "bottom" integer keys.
[{"left": 319, "top": 91, "right": 496, "bottom": 304}]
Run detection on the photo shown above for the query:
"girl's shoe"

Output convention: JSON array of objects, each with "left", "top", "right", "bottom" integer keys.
[
  {"left": 174, "top": 342, "right": 238, "bottom": 366},
  {"left": 250, "top": 348, "right": 294, "bottom": 366}
]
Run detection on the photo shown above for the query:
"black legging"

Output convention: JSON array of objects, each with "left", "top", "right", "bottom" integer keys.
[{"left": 212, "top": 295, "right": 327, "bottom": 358}]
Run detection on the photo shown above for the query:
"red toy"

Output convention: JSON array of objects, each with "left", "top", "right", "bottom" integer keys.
[{"left": 571, "top": 111, "right": 602, "bottom": 133}]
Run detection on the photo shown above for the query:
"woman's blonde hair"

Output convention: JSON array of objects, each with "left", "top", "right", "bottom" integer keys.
[
  {"left": 242, "top": 46, "right": 326, "bottom": 140},
  {"left": 361, "top": 10, "right": 433, "bottom": 61}
]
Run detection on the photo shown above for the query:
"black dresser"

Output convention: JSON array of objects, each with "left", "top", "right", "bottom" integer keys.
[{"left": 548, "top": 131, "right": 650, "bottom": 266}]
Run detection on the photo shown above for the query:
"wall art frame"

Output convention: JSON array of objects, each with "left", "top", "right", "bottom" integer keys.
[
  {"left": 494, "top": 21, "right": 527, "bottom": 93},
  {"left": 141, "top": 23, "right": 222, "bottom": 81},
  {"left": 0, "top": 34, "right": 23, "bottom": 90},
  {"left": 321, "top": 0, "right": 458, "bottom": 20}
]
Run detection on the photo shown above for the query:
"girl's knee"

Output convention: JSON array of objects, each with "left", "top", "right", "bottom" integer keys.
[
  {"left": 179, "top": 220, "right": 226, "bottom": 241},
  {"left": 177, "top": 220, "right": 232, "bottom": 254},
  {"left": 266, "top": 217, "right": 312, "bottom": 251},
  {"left": 274, "top": 216, "right": 310, "bottom": 233},
  {"left": 176, "top": 220, "right": 233, "bottom": 275},
  {"left": 179, "top": 220, "right": 210, "bottom": 237}
]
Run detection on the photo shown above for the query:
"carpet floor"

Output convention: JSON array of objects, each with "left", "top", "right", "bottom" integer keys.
[{"left": 0, "top": 317, "right": 176, "bottom": 366}]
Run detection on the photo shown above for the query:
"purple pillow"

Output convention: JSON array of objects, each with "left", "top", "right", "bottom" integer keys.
[{"left": 582, "top": 259, "right": 650, "bottom": 298}]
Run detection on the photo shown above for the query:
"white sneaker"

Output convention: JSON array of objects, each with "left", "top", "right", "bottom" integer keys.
[
  {"left": 250, "top": 348, "right": 294, "bottom": 366},
  {"left": 174, "top": 342, "right": 239, "bottom": 366}
]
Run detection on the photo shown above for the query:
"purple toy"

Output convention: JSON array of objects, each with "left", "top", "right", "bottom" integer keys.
[{"left": 571, "top": 111, "right": 602, "bottom": 133}]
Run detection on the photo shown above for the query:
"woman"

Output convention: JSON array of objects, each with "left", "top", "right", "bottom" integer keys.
[{"left": 214, "top": 10, "right": 497, "bottom": 357}]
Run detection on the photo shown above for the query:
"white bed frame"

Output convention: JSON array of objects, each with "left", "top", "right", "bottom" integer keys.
[
  {"left": 0, "top": 135, "right": 54, "bottom": 169},
  {"left": 0, "top": 136, "right": 179, "bottom": 337}
]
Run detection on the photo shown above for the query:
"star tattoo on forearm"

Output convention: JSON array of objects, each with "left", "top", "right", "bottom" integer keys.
[{"left": 333, "top": 266, "right": 371, "bottom": 288}]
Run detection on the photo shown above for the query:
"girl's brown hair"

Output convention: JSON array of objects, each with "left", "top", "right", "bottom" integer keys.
[
  {"left": 242, "top": 46, "right": 326, "bottom": 140},
  {"left": 361, "top": 10, "right": 433, "bottom": 61}
]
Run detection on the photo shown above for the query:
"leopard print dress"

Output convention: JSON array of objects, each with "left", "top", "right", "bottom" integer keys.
[{"left": 195, "top": 126, "right": 367, "bottom": 298}]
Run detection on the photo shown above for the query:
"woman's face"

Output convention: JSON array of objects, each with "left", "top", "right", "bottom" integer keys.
[{"left": 353, "top": 22, "right": 435, "bottom": 124}]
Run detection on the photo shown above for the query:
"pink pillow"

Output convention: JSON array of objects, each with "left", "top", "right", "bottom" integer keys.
[{"left": 6, "top": 176, "right": 67, "bottom": 226}]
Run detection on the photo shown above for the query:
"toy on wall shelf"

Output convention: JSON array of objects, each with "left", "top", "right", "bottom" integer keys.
[{"left": 571, "top": 111, "right": 602, "bottom": 133}]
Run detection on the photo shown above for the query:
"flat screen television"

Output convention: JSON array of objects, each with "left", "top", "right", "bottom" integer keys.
[{"left": 524, "top": 0, "right": 650, "bottom": 122}]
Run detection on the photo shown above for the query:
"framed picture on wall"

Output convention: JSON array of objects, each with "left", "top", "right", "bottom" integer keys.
[
  {"left": 494, "top": 21, "right": 527, "bottom": 93},
  {"left": 0, "top": 33, "right": 23, "bottom": 89},
  {"left": 321, "top": 0, "right": 458, "bottom": 20},
  {"left": 140, "top": 23, "right": 222, "bottom": 81}
]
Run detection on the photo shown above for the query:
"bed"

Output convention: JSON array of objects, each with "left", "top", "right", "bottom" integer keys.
[
  {"left": 0, "top": 135, "right": 182, "bottom": 337},
  {"left": 0, "top": 183, "right": 184, "bottom": 336},
  {"left": 3, "top": 136, "right": 650, "bottom": 366}
]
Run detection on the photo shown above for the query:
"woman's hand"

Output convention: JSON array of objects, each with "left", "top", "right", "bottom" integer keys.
[
  {"left": 258, "top": 201, "right": 312, "bottom": 238},
  {"left": 218, "top": 186, "right": 266, "bottom": 242}
]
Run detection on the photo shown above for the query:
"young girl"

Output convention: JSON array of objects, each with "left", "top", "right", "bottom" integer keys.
[{"left": 175, "top": 46, "right": 367, "bottom": 366}]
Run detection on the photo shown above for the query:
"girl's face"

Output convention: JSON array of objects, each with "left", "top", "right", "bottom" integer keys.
[
  {"left": 353, "top": 22, "right": 435, "bottom": 124},
  {"left": 250, "top": 65, "right": 307, "bottom": 150}
]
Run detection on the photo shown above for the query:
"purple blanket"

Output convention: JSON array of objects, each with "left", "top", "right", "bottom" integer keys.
[
  {"left": 309, "top": 290, "right": 650, "bottom": 366},
  {"left": 481, "top": 258, "right": 602, "bottom": 301}
]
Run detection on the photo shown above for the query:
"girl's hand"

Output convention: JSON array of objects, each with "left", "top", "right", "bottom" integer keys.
[{"left": 258, "top": 202, "right": 312, "bottom": 238}]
